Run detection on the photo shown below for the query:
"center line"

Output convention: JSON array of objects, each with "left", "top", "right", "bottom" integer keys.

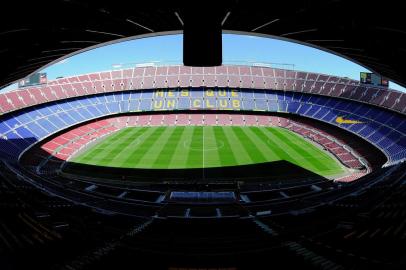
[{"left": 202, "top": 125, "right": 205, "bottom": 180}]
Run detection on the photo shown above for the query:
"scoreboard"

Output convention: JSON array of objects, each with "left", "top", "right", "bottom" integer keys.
[
  {"left": 18, "top": 73, "right": 47, "bottom": 88},
  {"left": 360, "top": 72, "right": 389, "bottom": 87}
]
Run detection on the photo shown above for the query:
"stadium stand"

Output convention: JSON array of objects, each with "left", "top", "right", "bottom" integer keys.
[
  {"left": 1, "top": 84, "right": 404, "bottom": 166},
  {"left": 2, "top": 66, "right": 406, "bottom": 116},
  {"left": 0, "top": 65, "right": 405, "bottom": 269}
]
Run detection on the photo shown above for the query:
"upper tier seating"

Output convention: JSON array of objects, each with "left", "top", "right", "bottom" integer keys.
[{"left": 1, "top": 66, "right": 405, "bottom": 115}]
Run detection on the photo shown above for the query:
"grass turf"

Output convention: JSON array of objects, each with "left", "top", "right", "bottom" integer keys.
[{"left": 71, "top": 126, "right": 346, "bottom": 177}]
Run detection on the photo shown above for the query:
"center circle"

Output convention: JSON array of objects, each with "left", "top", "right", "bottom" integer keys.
[{"left": 183, "top": 139, "right": 224, "bottom": 152}]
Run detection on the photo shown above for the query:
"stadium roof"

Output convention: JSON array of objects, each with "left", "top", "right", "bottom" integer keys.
[{"left": 1, "top": 0, "right": 405, "bottom": 88}]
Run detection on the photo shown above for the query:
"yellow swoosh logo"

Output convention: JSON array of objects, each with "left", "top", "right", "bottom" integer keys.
[{"left": 335, "top": 116, "right": 364, "bottom": 124}]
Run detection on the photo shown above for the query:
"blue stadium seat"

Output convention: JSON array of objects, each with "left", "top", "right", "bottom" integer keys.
[{"left": 0, "top": 88, "right": 404, "bottom": 164}]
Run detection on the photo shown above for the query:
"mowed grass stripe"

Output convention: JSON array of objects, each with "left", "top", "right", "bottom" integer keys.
[
  {"left": 185, "top": 126, "right": 203, "bottom": 168},
  {"left": 203, "top": 126, "right": 222, "bottom": 168},
  {"left": 133, "top": 127, "right": 177, "bottom": 168},
  {"left": 94, "top": 127, "right": 151, "bottom": 166},
  {"left": 270, "top": 128, "right": 333, "bottom": 172},
  {"left": 231, "top": 127, "right": 269, "bottom": 163},
  {"left": 264, "top": 127, "right": 325, "bottom": 173},
  {"left": 240, "top": 127, "right": 280, "bottom": 161},
  {"left": 282, "top": 129, "right": 338, "bottom": 157},
  {"left": 149, "top": 127, "right": 185, "bottom": 168},
  {"left": 285, "top": 130, "right": 345, "bottom": 174},
  {"left": 78, "top": 127, "right": 147, "bottom": 165},
  {"left": 102, "top": 127, "right": 149, "bottom": 159},
  {"left": 119, "top": 127, "right": 166, "bottom": 168},
  {"left": 73, "top": 127, "right": 134, "bottom": 162},
  {"left": 256, "top": 127, "right": 315, "bottom": 168},
  {"left": 251, "top": 127, "right": 299, "bottom": 162},
  {"left": 269, "top": 128, "right": 344, "bottom": 175},
  {"left": 168, "top": 126, "right": 195, "bottom": 168},
  {"left": 212, "top": 126, "right": 238, "bottom": 167},
  {"left": 222, "top": 127, "right": 254, "bottom": 165}
]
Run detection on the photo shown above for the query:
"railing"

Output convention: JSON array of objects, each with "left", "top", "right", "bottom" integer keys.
[
  {"left": 110, "top": 60, "right": 296, "bottom": 70},
  {"left": 1, "top": 60, "right": 296, "bottom": 94}
]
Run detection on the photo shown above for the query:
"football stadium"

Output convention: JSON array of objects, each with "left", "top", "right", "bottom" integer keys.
[{"left": 0, "top": 1, "right": 406, "bottom": 270}]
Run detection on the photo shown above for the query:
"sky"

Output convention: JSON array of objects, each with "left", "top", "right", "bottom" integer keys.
[{"left": 2, "top": 33, "right": 405, "bottom": 92}]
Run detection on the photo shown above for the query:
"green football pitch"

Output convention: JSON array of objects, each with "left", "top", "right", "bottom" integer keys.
[{"left": 70, "top": 126, "right": 346, "bottom": 177}]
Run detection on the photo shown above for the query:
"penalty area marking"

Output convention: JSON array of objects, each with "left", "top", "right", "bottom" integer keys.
[
  {"left": 127, "top": 131, "right": 151, "bottom": 147},
  {"left": 266, "top": 139, "right": 330, "bottom": 159}
]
